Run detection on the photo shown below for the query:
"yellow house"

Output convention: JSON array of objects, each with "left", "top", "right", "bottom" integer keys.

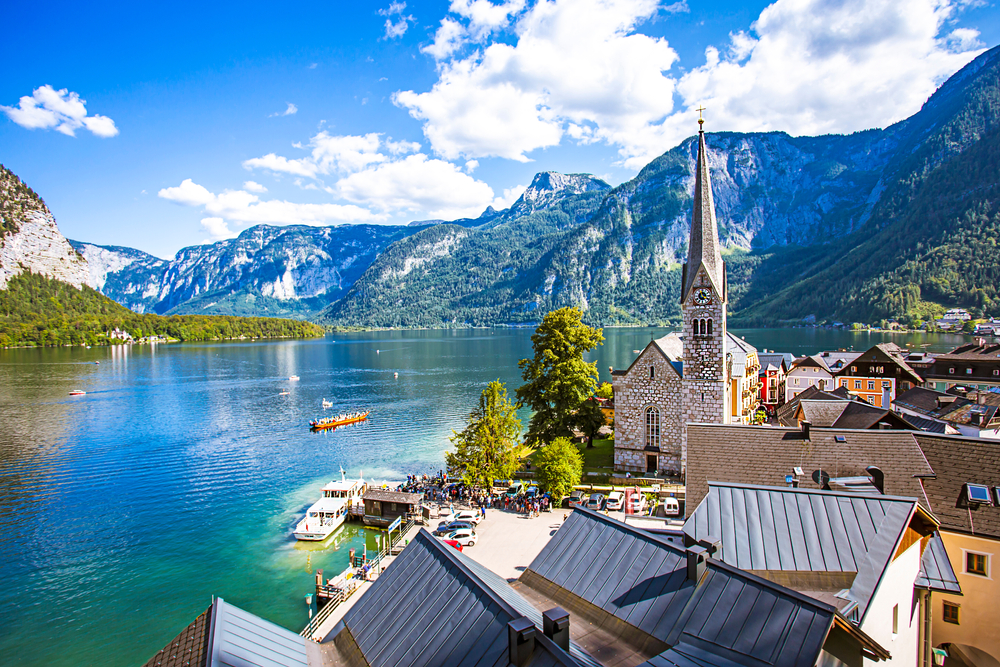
[{"left": 915, "top": 433, "right": 1000, "bottom": 662}]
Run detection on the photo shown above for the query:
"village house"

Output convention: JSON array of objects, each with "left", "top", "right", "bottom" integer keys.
[
  {"left": 894, "top": 386, "right": 1000, "bottom": 439},
  {"left": 829, "top": 344, "right": 923, "bottom": 408},
  {"left": 920, "top": 339, "right": 1000, "bottom": 393},
  {"left": 757, "top": 350, "right": 793, "bottom": 414},
  {"left": 785, "top": 354, "right": 840, "bottom": 400}
]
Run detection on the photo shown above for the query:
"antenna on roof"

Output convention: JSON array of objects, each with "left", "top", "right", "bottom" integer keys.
[
  {"left": 866, "top": 466, "right": 885, "bottom": 495},
  {"left": 812, "top": 469, "right": 831, "bottom": 490}
]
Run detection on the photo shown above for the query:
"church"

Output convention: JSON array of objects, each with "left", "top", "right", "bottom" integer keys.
[{"left": 612, "top": 119, "right": 761, "bottom": 476}]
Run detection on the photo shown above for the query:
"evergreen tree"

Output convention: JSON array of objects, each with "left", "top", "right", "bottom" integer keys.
[
  {"left": 445, "top": 380, "right": 522, "bottom": 488},
  {"left": 533, "top": 437, "right": 583, "bottom": 501},
  {"left": 516, "top": 307, "right": 604, "bottom": 445}
]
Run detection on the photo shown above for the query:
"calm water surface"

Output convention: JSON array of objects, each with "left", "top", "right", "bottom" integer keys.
[{"left": 0, "top": 327, "right": 971, "bottom": 666}]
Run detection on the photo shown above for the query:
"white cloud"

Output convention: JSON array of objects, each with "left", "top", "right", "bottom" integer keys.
[
  {"left": 308, "top": 63, "right": 318, "bottom": 69},
  {"left": 201, "top": 217, "right": 238, "bottom": 241},
  {"left": 158, "top": 179, "right": 380, "bottom": 230},
  {"left": 269, "top": 102, "right": 298, "bottom": 117},
  {"left": 1, "top": 85, "right": 118, "bottom": 137},
  {"left": 242, "top": 153, "right": 319, "bottom": 178},
  {"left": 492, "top": 183, "right": 527, "bottom": 210},
  {"left": 243, "top": 180, "right": 267, "bottom": 193},
  {"left": 397, "top": 0, "right": 985, "bottom": 170},
  {"left": 380, "top": 1, "right": 415, "bottom": 39},
  {"left": 464, "top": 159, "right": 479, "bottom": 172}
]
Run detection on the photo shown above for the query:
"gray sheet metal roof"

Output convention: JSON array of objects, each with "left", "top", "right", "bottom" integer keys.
[
  {"left": 526, "top": 508, "right": 838, "bottom": 667},
  {"left": 915, "top": 532, "right": 962, "bottom": 594},
  {"left": 683, "top": 483, "right": 918, "bottom": 623},
  {"left": 639, "top": 642, "right": 748, "bottom": 667},
  {"left": 207, "top": 598, "right": 308, "bottom": 667},
  {"left": 338, "top": 529, "right": 601, "bottom": 667}
]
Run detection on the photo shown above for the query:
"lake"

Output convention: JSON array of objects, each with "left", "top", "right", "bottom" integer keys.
[{"left": 0, "top": 326, "right": 971, "bottom": 666}]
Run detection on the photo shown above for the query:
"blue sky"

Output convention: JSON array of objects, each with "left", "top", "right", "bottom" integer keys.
[{"left": 2, "top": 0, "right": 996, "bottom": 259}]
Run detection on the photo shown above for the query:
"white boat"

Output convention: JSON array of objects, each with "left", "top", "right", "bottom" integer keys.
[
  {"left": 289, "top": 375, "right": 300, "bottom": 381},
  {"left": 293, "top": 469, "right": 367, "bottom": 541},
  {"left": 322, "top": 399, "right": 333, "bottom": 408}
]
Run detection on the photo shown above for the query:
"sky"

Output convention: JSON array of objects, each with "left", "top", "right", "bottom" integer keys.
[{"left": 1, "top": 0, "right": 996, "bottom": 259}]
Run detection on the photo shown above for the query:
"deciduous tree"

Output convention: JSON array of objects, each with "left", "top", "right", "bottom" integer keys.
[
  {"left": 516, "top": 307, "right": 604, "bottom": 445},
  {"left": 445, "top": 380, "right": 522, "bottom": 489},
  {"left": 533, "top": 437, "right": 583, "bottom": 501}
]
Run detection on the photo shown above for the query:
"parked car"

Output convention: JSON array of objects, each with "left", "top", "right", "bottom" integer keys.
[
  {"left": 445, "top": 528, "right": 478, "bottom": 547},
  {"left": 453, "top": 509, "right": 482, "bottom": 524},
  {"left": 586, "top": 493, "right": 605, "bottom": 511},
  {"left": 605, "top": 491, "right": 624, "bottom": 511},
  {"left": 505, "top": 482, "right": 525, "bottom": 498},
  {"left": 568, "top": 490, "right": 587, "bottom": 507},
  {"left": 662, "top": 497, "right": 680, "bottom": 517},
  {"left": 433, "top": 520, "right": 474, "bottom": 536},
  {"left": 440, "top": 538, "right": 463, "bottom": 552}
]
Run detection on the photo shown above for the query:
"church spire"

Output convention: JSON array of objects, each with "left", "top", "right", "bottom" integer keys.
[{"left": 681, "top": 114, "right": 725, "bottom": 303}]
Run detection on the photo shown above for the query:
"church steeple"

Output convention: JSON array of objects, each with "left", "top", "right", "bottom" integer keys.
[{"left": 680, "top": 117, "right": 725, "bottom": 304}]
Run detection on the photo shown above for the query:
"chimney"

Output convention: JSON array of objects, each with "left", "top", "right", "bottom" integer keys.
[
  {"left": 686, "top": 545, "right": 708, "bottom": 583},
  {"left": 866, "top": 466, "right": 885, "bottom": 495},
  {"left": 801, "top": 420, "right": 812, "bottom": 441},
  {"left": 697, "top": 536, "right": 722, "bottom": 559},
  {"left": 542, "top": 607, "right": 570, "bottom": 651},
  {"left": 971, "top": 411, "right": 983, "bottom": 427},
  {"left": 508, "top": 617, "right": 536, "bottom": 667},
  {"left": 979, "top": 392, "right": 988, "bottom": 406}
]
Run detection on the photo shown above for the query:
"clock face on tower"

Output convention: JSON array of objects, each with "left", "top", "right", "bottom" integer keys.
[{"left": 693, "top": 288, "right": 713, "bottom": 306}]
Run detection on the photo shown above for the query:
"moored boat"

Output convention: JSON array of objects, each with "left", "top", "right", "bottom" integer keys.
[
  {"left": 293, "top": 469, "right": 367, "bottom": 541},
  {"left": 322, "top": 398, "right": 333, "bottom": 409},
  {"left": 309, "top": 410, "right": 370, "bottom": 430}
]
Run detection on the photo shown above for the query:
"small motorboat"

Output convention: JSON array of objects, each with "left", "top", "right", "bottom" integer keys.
[
  {"left": 310, "top": 411, "right": 370, "bottom": 430},
  {"left": 279, "top": 391, "right": 290, "bottom": 396},
  {"left": 69, "top": 390, "right": 86, "bottom": 396},
  {"left": 94, "top": 361, "right": 100, "bottom": 365},
  {"left": 393, "top": 372, "right": 398, "bottom": 379},
  {"left": 289, "top": 375, "right": 300, "bottom": 381},
  {"left": 322, "top": 399, "right": 333, "bottom": 409}
]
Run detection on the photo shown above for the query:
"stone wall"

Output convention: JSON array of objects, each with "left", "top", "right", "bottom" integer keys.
[{"left": 612, "top": 345, "right": 684, "bottom": 474}]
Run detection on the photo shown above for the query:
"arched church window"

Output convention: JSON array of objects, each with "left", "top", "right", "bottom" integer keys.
[
  {"left": 645, "top": 406, "right": 660, "bottom": 449},
  {"left": 707, "top": 319, "right": 713, "bottom": 335}
]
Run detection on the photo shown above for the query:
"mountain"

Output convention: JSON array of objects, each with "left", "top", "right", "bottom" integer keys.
[
  {"left": 322, "top": 46, "right": 1000, "bottom": 328},
  {"left": 71, "top": 223, "right": 424, "bottom": 319},
  {"left": 0, "top": 164, "right": 89, "bottom": 290}
]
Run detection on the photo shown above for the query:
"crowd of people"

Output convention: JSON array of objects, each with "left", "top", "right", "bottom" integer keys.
[{"left": 396, "top": 472, "right": 553, "bottom": 518}]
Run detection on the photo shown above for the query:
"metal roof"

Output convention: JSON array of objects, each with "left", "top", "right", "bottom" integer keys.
[
  {"left": 526, "top": 508, "right": 841, "bottom": 667},
  {"left": 683, "top": 483, "right": 918, "bottom": 623},
  {"left": 915, "top": 532, "right": 962, "bottom": 594},
  {"left": 336, "top": 529, "right": 601, "bottom": 667},
  {"left": 207, "top": 598, "right": 308, "bottom": 667}
]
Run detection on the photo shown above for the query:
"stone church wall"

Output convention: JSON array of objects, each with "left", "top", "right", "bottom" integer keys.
[{"left": 612, "top": 348, "right": 684, "bottom": 475}]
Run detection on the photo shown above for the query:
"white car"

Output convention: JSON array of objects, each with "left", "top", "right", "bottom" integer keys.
[
  {"left": 453, "top": 509, "right": 483, "bottom": 524},
  {"left": 446, "top": 528, "right": 478, "bottom": 547},
  {"left": 605, "top": 491, "right": 624, "bottom": 511},
  {"left": 626, "top": 493, "right": 647, "bottom": 513}
]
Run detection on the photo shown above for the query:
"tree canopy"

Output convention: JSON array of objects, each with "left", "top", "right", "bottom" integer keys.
[
  {"left": 516, "top": 307, "right": 604, "bottom": 445},
  {"left": 445, "top": 380, "right": 522, "bottom": 488},
  {"left": 533, "top": 437, "right": 583, "bottom": 501}
]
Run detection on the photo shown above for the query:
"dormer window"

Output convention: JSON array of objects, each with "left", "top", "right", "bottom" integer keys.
[{"left": 966, "top": 368, "right": 973, "bottom": 374}]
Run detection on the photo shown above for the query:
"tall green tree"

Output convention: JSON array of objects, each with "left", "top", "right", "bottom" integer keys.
[
  {"left": 445, "top": 380, "right": 522, "bottom": 488},
  {"left": 574, "top": 398, "right": 606, "bottom": 448},
  {"left": 516, "top": 307, "right": 604, "bottom": 445},
  {"left": 534, "top": 437, "right": 583, "bottom": 501},
  {"left": 595, "top": 382, "right": 613, "bottom": 400}
]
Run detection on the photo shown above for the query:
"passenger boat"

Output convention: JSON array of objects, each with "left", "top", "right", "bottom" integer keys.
[
  {"left": 293, "top": 469, "right": 367, "bottom": 541},
  {"left": 309, "top": 410, "right": 370, "bottom": 430}
]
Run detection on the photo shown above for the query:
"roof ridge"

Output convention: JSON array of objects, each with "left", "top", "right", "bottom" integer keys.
[{"left": 706, "top": 480, "right": 922, "bottom": 504}]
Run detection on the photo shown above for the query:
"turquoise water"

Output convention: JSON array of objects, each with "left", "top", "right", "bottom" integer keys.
[{"left": 0, "top": 327, "right": 971, "bottom": 666}]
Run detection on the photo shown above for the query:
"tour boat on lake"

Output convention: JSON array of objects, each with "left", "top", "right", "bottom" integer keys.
[
  {"left": 309, "top": 410, "right": 369, "bottom": 430},
  {"left": 293, "top": 470, "right": 367, "bottom": 541}
]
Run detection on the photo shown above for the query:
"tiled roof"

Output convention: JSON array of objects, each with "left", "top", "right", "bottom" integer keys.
[
  {"left": 335, "top": 529, "right": 601, "bottom": 667},
  {"left": 685, "top": 424, "right": 934, "bottom": 516},
  {"left": 915, "top": 532, "right": 962, "bottom": 594},
  {"left": 142, "top": 607, "right": 210, "bottom": 667},
  {"left": 362, "top": 489, "right": 422, "bottom": 504},
  {"left": 684, "top": 483, "right": 920, "bottom": 621},
  {"left": 899, "top": 413, "right": 951, "bottom": 434},
  {"left": 525, "top": 508, "right": 845, "bottom": 667},
  {"left": 913, "top": 433, "right": 1000, "bottom": 540}
]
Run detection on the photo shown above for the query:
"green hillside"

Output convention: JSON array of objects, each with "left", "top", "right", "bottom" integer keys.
[{"left": 0, "top": 271, "right": 325, "bottom": 347}]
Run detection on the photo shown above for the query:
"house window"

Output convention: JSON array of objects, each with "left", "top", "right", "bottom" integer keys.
[
  {"left": 645, "top": 406, "right": 660, "bottom": 449},
  {"left": 949, "top": 368, "right": 955, "bottom": 374},
  {"left": 943, "top": 601, "right": 960, "bottom": 625},
  {"left": 868, "top": 380, "right": 875, "bottom": 390},
  {"left": 967, "top": 368, "right": 973, "bottom": 375},
  {"left": 854, "top": 380, "right": 861, "bottom": 390},
  {"left": 966, "top": 552, "right": 989, "bottom": 577},
  {"left": 851, "top": 366, "right": 857, "bottom": 372},
  {"left": 650, "top": 365, "right": 655, "bottom": 380},
  {"left": 994, "top": 369, "right": 999, "bottom": 376},
  {"left": 841, "top": 378, "right": 848, "bottom": 387},
  {"left": 794, "top": 377, "right": 800, "bottom": 386},
  {"left": 892, "top": 604, "right": 898, "bottom": 637}
]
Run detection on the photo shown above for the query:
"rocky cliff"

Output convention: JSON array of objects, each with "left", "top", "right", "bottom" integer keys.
[{"left": 0, "top": 165, "right": 90, "bottom": 291}]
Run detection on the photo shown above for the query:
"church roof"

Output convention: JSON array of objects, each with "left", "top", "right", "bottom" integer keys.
[{"left": 681, "top": 129, "right": 725, "bottom": 303}]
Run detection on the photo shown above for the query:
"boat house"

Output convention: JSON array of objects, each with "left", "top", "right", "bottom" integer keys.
[{"left": 361, "top": 489, "right": 421, "bottom": 528}]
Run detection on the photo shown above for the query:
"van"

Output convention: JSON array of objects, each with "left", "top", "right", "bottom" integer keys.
[
  {"left": 505, "top": 482, "right": 524, "bottom": 498},
  {"left": 662, "top": 496, "right": 680, "bottom": 517}
]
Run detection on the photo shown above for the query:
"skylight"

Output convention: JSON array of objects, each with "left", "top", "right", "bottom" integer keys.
[{"left": 959, "top": 483, "right": 994, "bottom": 509}]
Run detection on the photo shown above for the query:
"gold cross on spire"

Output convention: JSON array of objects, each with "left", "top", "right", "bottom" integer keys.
[{"left": 696, "top": 105, "right": 706, "bottom": 129}]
